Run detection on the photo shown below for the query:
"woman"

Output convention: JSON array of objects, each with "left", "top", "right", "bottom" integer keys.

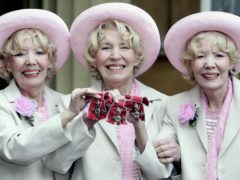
[
  {"left": 43, "top": 3, "right": 180, "bottom": 180},
  {"left": 155, "top": 11, "right": 240, "bottom": 180},
  {"left": 0, "top": 9, "right": 99, "bottom": 180}
]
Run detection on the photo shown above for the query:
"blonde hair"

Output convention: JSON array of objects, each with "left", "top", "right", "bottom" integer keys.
[
  {"left": 0, "top": 28, "right": 56, "bottom": 81},
  {"left": 182, "top": 31, "right": 240, "bottom": 83},
  {"left": 86, "top": 20, "right": 144, "bottom": 80}
]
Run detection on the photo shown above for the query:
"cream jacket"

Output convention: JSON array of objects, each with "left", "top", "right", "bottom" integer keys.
[
  {"left": 0, "top": 80, "right": 71, "bottom": 180},
  {"left": 43, "top": 80, "right": 174, "bottom": 180},
  {"left": 157, "top": 77, "right": 240, "bottom": 180}
]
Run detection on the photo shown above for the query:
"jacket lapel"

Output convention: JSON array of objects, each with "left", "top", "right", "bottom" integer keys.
[
  {"left": 196, "top": 107, "right": 208, "bottom": 151},
  {"left": 90, "top": 81, "right": 120, "bottom": 153},
  {"left": 138, "top": 80, "right": 164, "bottom": 128},
  {"left": 44, "top": 86, "right": 59, "bottom": 117},
  {"left": 189, "top": 86, "right": 208, "bottom": 151},
  {"left": 4, "top": 80, "right": 22, "bottom": 103},
  {"left": 220, "top": 77, "right": 240, "bottom": 156},
  {"left": 98, "top": 120, "right": 119, "bottom": 152}
]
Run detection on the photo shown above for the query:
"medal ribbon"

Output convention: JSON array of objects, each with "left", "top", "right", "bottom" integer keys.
[{"left": 85, "top": 92, "right": 149, "bottom": 125}]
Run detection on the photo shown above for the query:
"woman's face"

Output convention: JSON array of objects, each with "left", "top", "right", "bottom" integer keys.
[
  {"left": 190, "top": 35, "right": 230, "bottom": 92},
  {"left": 8, "top": 36, "right": 51, "bottom": 91},
  {"left": 94, "top": 29, "right": 140, "bottom": 85}
]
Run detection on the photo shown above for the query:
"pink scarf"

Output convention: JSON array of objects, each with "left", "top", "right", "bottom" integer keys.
[
  {"left": 34, "top": 97, "right": 49, "bottom": 122},
  {"left": 117, "top": 79, "right": 141, "bottom": 180},
  {"left": 201, "top": 79, "right": 232, "bottom": 180},
  {"left": 102, "top": 79, "right": 141, "bottom": 180}
]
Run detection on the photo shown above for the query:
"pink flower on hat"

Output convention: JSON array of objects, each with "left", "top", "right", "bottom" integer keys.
[
  {"left": 178, "top": 102, "right": 198, "bottom": 127},
  {"left": 12, "top": 97, "right": 38, "bottom": 126}
]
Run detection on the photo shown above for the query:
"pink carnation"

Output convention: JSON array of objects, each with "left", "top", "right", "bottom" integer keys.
[
  {"left": 13, "top": 97, "right": 37, "bottom": 117},
  {"left": 178, "top": 103, "right": 197, "bottom": 125}
]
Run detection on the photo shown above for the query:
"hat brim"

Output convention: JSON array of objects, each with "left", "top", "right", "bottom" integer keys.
[
  {"left": 70, "top": 3, "right": 160, "bottom": 77},
  {"left": 0, "top": 9, "right": 70, "bottom": 70},
  {"left": 164, "top": 11, "right": 240, "bottom": 74}
]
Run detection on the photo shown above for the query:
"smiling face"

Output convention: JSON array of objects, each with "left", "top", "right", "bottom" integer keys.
[
  {"left": 9, "top": 38, "right": 51, "bottom": 90},
  {"left": 86, "top": 20, "right": 144, "bottom": 83},
  {"left": 1, "top": 29, "right": 56, "bottom": 92},
  {"left": 188, "top": 32, "right": 233, "bottom": 92},
  {"left": 94, "top": 28, "right": 140, "bottom": 85}
]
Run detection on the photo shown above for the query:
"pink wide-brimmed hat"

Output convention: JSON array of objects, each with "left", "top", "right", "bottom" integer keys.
[
  {"left": 0, "top": 9, "right": 70, "bottom": 71},
  {"left": 164, "top": 11, "right": 240, "bottom": 74},
  {"left": 70, "top": 2, "right": 160, "bottom": 77}
]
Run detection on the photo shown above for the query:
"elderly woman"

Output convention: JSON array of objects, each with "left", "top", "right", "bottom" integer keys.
[
  {"left": 154, "top": 11, "right": 240, "bottom": 180},
  {"left": 42, "top": 3, "right": 180, "bottom": 180},
  {"left": 0, "top": 9, "right": 99, "bottom": 180}
]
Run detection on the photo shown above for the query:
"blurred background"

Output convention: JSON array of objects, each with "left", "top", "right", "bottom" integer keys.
[{"left": 0, "top": 0, "right": 239, "bottom": 95}]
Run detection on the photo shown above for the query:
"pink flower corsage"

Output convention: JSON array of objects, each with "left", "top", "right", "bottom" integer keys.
[
  {"left": 12, "top": 96, "right": 38, "bottom": 126},
  {"left": 178, "top": 102, "right": 199, "bottom": 127}
]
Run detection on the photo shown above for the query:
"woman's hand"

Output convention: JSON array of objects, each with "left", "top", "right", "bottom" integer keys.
[
  {"left": 68, "top": 88, "right": 99, "bottom": 115},
  {"left": 82, "top": 89, "right": 122, "bottom": 129},
  {"left": 60, "top": 88, "right": 100, "bottom": 127},
  {"left": 107, "top": 89, "right": 122, "bottom": 103},
  {"left": 154, "top": 138, "right": 181, "bottom": 164}
]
